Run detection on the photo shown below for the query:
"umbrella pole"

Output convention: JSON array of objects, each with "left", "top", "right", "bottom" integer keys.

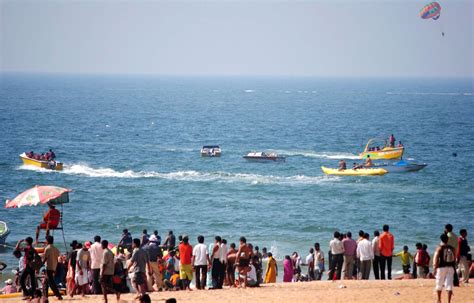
[{"left": 60, "top": 204, "right": 68, "bottom": 253}]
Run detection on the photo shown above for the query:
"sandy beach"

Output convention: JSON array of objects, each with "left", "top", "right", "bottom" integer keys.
[{"left": 3, "top": 280, "right": 472, "bottom": 303}]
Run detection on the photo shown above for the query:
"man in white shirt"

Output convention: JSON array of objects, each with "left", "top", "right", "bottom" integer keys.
[
  {"left": 192, "top": 235, "right": 211, "bottom": 290},
  {"left": 357, "top": 233, "right": 374, "bottom": 280},
  {"left": 328, "top": 232, "right": 344, "bottom": 280},
  {"left": 240, "top": 258, "right": 258, "bottom": 287},
  {"left": 90, "top": 235, "right": 104, "bottom": 294},
  {"left": 372, "top": 230, "right": 381, "bottom": 279},
  {"left": 211, "top": 236, "right": 225, "bottom": 289}
]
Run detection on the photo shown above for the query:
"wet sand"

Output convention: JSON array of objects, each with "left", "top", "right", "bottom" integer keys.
[{"left": 3, "top": 279, "right": 473, "bottom": 303}]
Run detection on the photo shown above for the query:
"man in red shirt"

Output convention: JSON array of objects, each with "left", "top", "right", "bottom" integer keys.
[
  {"left": 178, "top": 235, "right": 193, "bottom": 290},
  {"left": 378, "top": 224, "right": 394, "bottom": 280},
  {"left": 35, "top": 203, "right": 61, "bottom": 243}
]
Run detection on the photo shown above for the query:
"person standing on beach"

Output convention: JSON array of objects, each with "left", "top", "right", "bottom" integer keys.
[
  {"left": 236, "top": 237, "right": 253, "bottom": 288},
  {"left": 306, "top": 248, "right": 315, "bottom": 281},
  {"left": 164, "top": 231, "right": 176, "bottom": 251},
  {"left": 220, "top": 239, "right": 229, "bottom": 286},
  {"left": 118, "top": 229, "right": 132, "bottom": 253},
  {"left": 342, "top": 232, "right": 357, "bottom": 280},
  {"left": 141, "top": 230, "right": 149, "bottom": 247},
  {"left": 178, "top": 235, "right": 193, "bottom": 290},
  {"left": 445, "top": 224, "right": 460, "bottom": 286},
  {"left": 42, "top": 235, "right": 63, "bottom": 300},
  {"left": 152, "top": 230, "right": 161, "bottom": 246},
  {"left": 15, "top": 237, "right": 37, "bottom": 298},
  {"left": 90, "top": 235, "right": 104, "bottom": 294},
  {"left": 328, "top": 231, "right": 344, "bottom": 280},
  {"left": 192, "top": 235, "right": 211, "bottom": 290},
  {"left": 66, "top": 241, "right": 79, "bottom": 296},
  {"left": 379, "top": 225, "right": 394, "bottom": 280},
  {"left": 395, "top": 245, "right": 413, "bottom": 276},
  {"left": 100, "top": 240, "right": 120, "bottom": 303},
  {"left": 314, "top": 243, "right": 325, "bottom": 280},
  {"left": 457, "top": 229, "right": 470, "bottom": 284},
  {"left": 146, "top": 234, "right": 164, "bottom": 291},
  {"left": 128, "top": 238, "right": 150, "bottom": 297},
  {"left": 211, "top": 236, "right": 224, "bottom": 289},
  {"left": 434, "top": 233, "right": 456, "bottom": 303},
  {"left": 356, "top": 233, "right": 373, "bottom": 280},
  {"left": 283, "top": 255, "right": 293, "bottom": 282},
  {"left": 264, "top": 252, "right": 277, "bottom": 283},
  {"left": 226, "top": 243, "right": 237, "bottom": 287},
  {"left": 372, "top": 230, "right": 381, "bottom": 279},
  {"left": 73, "top": 241, "right": 91, "bottom": 298}
]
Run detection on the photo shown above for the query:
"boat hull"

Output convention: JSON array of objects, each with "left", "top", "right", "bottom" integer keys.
[
  {"left": 243, "top": 156, "right": 285, "bottom": 162},
  {"left": 321, "top": 166, "right": 387, "bottom": 176},
  {"left": 0, "top": 221, "right": 10, "bottom": 245},
  {"left": 359, "top": 147, "right": 404, "bottom": 160},
  {"left": 375, "top": 162, "right": 427, "bottom": 173},
  {"left": 19, "top": 154, "right": 63, "bottom": 170},
  {"left": 200, "top": 151, "right": 221, "bottom": 157}
]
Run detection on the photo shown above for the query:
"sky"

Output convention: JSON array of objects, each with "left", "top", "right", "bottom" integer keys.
[{"left": 1, "top": 0, "right": 473, "bottom": 77}]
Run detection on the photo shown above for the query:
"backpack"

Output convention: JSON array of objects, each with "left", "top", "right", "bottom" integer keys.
[
  {"left": 438, "top": 245, "right": 456, "bottom": 267},
  {"left": 28, "top": 250, "right": 43, "bottom": 271}
]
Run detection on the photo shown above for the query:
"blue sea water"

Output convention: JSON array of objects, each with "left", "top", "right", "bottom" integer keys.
[{"left": 0, "top": 73, "right": 473, "bottom": 277}]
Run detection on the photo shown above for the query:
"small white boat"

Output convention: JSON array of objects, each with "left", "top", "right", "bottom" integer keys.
[
  {"left": 0, "top": 221, "right": 10, "bottom": 245},
  {"left": 200, "top": 145, "right": 221, "bottom": 157},
  {"left": 243, "top": 152, "right": 285, "bottom": 162}
]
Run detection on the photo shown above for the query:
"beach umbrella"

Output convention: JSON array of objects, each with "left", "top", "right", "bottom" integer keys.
[{"left": 5, "top": 185, "right": 71, "bottom": 208}]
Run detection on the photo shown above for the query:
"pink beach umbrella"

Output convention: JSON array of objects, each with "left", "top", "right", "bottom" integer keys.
[{"left": 5, "top": 185, "right": 71, "bottom": 208}]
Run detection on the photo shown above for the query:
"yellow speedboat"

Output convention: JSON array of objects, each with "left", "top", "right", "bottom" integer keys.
[
  {"left": 19, "top": 153, "right": 63, "bottom": 171},
  {"left": 321, "top": 166, "right": 387, "bottom": 176},
  {"left": 359, "top": 138, "right": 404, "bottom": 160}
]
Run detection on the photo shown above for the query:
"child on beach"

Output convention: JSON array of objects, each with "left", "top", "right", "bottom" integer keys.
[{"left": 394, "top": 245, "right": 413, "bottom": 274}]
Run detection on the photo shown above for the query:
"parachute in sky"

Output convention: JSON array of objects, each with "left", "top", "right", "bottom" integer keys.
[{"left": 420, "top": 2, "right": 441, "bottom": 20}]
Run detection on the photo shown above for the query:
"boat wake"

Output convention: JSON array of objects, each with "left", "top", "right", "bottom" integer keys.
[
  {"left": 274, "top": 150, "right": 359, "bottom": 160},
  {"left": 386, "top": 91, "right": 472, "bottom": 96},
  {"left": 19, "top": 163, "right": 339, "bottom": 185}
]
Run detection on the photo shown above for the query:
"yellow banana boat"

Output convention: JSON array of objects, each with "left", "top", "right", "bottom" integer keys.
[{"left": 321, "top": 166, "right": 387, "bottom": 176}]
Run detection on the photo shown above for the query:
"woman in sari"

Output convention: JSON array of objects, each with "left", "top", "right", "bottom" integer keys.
[
  {"left": 264, "top": 252, "right": 277, "bottom": 283},
  {"left": 283, "top": 255, "right": 293, "bottom": 282}
]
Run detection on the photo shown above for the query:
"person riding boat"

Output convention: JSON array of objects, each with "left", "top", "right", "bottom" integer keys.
[
  {"left": 364, "top": 155, "right": 373, "bottom": 167},
  {"left": 26, "top": 151, "right": 34, "bottom": 158},
  {"left": 352, "top": 162, "right": 363, "bottom": 170},
  {"left": 338, "top": 160, "right": 347, "bottom": 171},
  {"left": 398, "top": 141, "right": 403, "bottom": 147},
  {"left": 389, "top": 134, "right": 396, "bottom": 148},
  {"left": 48, "top": 149, "right": 56, "bottom": 160}
]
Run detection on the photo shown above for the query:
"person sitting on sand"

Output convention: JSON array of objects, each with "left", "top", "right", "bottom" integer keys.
[
  {"left": 236, "top": 236, "right": 253, "bottom": 288},
  {"left": 35, "top": 203, "right": 61, "bottom": 243},
  {"left": 239, "top": 256, "right": 259, "bottom": 287},
  {"left": 394, "top": 245, "right": 413, "bottom": 275},
  {"left": 1, "top": 279, "right": 16, "bottom": 294},
  {"left": 364, "top": 155, "right": 373, "bottom": 167},
  {"left": 338, "top": 160, "right": 347, "bottom": 171}
]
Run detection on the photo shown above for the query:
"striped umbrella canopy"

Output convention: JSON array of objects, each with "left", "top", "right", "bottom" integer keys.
[{"left": 5, "top": 185, "right": 71, "bottom": 208}]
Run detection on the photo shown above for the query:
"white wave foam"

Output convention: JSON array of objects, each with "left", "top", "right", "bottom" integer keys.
[
  {"left": 17, "top": 165, "right": 56, "bottom": 173},
  {"left": 37, "top": 164, "right": 338, "bottom": 185},
  {"left": 274, "top": 150, "right": 359, "bottom": 160},
  {"left": 244, "top": 89, "right": 254, "bottom": 93}
]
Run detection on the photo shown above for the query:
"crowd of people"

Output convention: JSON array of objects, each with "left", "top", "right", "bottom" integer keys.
[
  {"left": 25, "top": 149, "right": 56, "bottom": 162},
  {"left": 2, "top": 224, "right": 471, "bottom": 303}
]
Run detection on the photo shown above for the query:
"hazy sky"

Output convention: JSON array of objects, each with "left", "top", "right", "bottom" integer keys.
[{"left": 1, "top": 0, "right": 472, "bottom": 77}]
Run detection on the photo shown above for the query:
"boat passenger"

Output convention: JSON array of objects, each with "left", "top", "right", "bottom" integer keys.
[
  {"left": 49, "top": 149, "right": 56, "bottom": 160},
  {"left": 26, "top": 151, "right": 34, "bottom": 158},
  {"left": 338, "top": 160, "right": 347, "bottom": 171},
  {"left": 35, "top": 203, "right": 61, "bottom": 243},
  {"left": 398, "top": 141, "right": 403, "bottom": 148},
  {"left": 364, "top": 155, "right": 373, "bottom": 167},
  {"left": 34, "top": 154, "right": 41, "bottom": 160},
  {"left": 389, "top": 134, "right": 396, "bottom": 148},
  {"left": 353, "top": 163, "right": 363, "bottom": 170}
]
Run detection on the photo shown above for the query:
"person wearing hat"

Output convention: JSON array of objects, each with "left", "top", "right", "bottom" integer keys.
[
  {"left": 71, "top": 241, "right": 91, "bottom": 298},
  {"left": 1, "top": 279, "right": 16, "bottom": 294},
  {"left": 146, "top": 234, "right": 164, "bottom": 291}
]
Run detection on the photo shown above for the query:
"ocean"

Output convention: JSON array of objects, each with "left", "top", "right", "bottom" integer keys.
[{"left": 0, "top": 73, "right": 473, "bottom": 277}]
